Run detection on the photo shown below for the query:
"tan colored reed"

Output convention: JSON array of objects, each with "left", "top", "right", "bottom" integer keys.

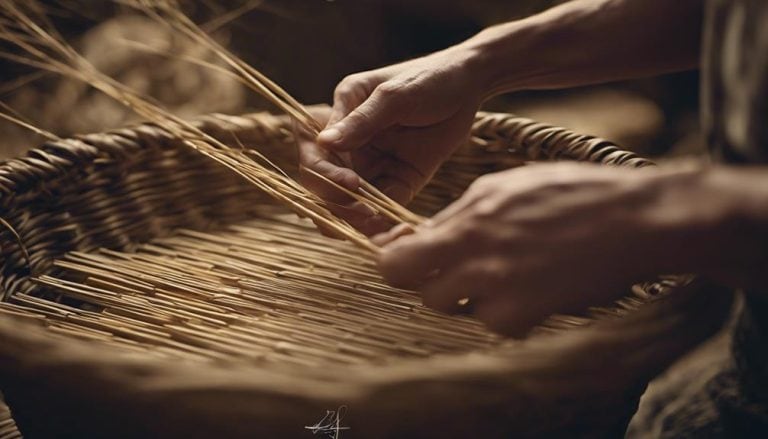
[
  {"left": 1, "top": 211, "right": 501, "bottom": 368},
  {"left": 126, "top": 0, "right": 425, "bottom": 226},
  {"left": 0, "top": 1, "right": 406, "bottom": 253},
  {"left": 0, "top": 0, "right": 422, "bottom": 253}
]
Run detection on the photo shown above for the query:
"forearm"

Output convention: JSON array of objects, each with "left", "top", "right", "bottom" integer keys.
[
  {"left": 699, "top": 167, "right": 768, "bottom": 294},
  {"left": 455, "top": 0, "right": 703, "bottom": 96},
  {"left": 647, "top": 165, "right": 768, "bottom": 295}
]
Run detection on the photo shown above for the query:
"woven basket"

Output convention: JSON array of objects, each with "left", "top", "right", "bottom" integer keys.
[{"left": 0, "top": 110, "right": 731, "bottom": 438}]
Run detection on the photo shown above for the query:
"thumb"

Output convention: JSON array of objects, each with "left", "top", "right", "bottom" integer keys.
[{"left": 317, "top": 84, "right": 405, "bottom": 151}]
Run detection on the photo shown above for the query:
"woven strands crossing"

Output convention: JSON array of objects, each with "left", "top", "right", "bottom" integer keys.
[{"left": 1, "top": 212, "right": 499, "bottom": 368}]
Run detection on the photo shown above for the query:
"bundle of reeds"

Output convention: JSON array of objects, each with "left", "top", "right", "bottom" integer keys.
[
  {"left": 0, "top": 0, "right": 422, "bottom": 253},
  {"left": 0, "top": 1, "right": 734, "bottom": 437}
]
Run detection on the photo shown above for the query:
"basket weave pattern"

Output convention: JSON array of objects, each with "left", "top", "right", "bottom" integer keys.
[
  {"left": 0, "top": 111, "right": 651, "bottom": 294},
  {"left": 0, "top": 111, "right": 730, "bottom": 439}
]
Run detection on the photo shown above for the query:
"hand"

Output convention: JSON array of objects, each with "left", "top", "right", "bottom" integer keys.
[
  {"left": 375, "top": 162, "right": 747, "bottom": 337},
  {"left": 299, "top": 43, "right": 490, "bottom": 235}
]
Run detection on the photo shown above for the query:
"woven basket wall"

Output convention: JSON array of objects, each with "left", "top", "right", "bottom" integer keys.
[{"left": 0, "top": 111, "right": 732, "bottom": 438}]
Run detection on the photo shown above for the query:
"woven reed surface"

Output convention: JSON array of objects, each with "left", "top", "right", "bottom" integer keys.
[
  {"left": 0, "top": 277, "right": 732, "bottom": 438},
  {"left": 0, "top": 111, "right": 657, "bottom": 365},
  {"left": 0, "top": 400, "right": 20, "bottom": 439},
  {"left": 0, "top": 111, "right": 652, "bottom": 297},
  {"left": 0, "top": 111, "right": 691, "bottom": 437},
  {"left": 6, "top": 213, "right": 501, "bottom": 366}
]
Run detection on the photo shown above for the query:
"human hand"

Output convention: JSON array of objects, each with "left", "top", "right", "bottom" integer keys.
[
  {"left": 299, "top": 44, "right": 490, "bottom": 235},
  {"left": 374, "top": 162, "right": 745, "bottom": 337}
]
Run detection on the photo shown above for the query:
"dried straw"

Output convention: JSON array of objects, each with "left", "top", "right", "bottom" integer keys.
[
  {"left": 0, "top": 100, "right": 60, "bottom": 141},
  {"left": 0, "top": 1, "right": 418, "bottom": 253},
  {"left": 122, "top": 0, "right": 425, "bottom": 226},
  {"left": 1, "top": 212, "right": 500, "bottom": 368},
  {"left": 125, "top": 0, "right": 321, "bottom": 133}
]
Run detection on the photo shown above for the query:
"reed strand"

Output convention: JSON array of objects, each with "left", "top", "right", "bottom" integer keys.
[
  {"left": 0, "top": 0, "right": 382, "bottom": 251},
  {"left": 2, "top": 213, "right": 500, "bottom": 368},
  {"left": 123, "top": 0, "right": 424, "bottom": 227}
]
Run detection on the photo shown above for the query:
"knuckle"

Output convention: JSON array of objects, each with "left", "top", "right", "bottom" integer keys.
[
  {"left": 335, "top": 74, "right": 363, "bottom": 96},
  {"left": 333, "top": 85, "right": 351, "bottom": 100},
  {"left": 339, "top": 73, "right": 361, "bottom": 87},
  {"left": 375, "top": 81, "right": 399, "bottom": 95},
  {"left": 375, "top": 80, "right": 407, "bottom": 99},
  {"left": 472, "top": 198, "right": 498, "bottom": 219},
  {"left": 468, "top": 175, "right": 494, "bottom": 193}
]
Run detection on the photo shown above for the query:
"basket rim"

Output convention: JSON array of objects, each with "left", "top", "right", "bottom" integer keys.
[
  {"left": 0, "top": 109, "right": 652, "bottom": 200},
  {"left": 0, "top": 110, "right": 733, "bottom": 438}
]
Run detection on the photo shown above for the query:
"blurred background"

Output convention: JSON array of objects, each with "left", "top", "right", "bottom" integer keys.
[{"left": 0, "top": 0, "right": 702, "bottom": 160}]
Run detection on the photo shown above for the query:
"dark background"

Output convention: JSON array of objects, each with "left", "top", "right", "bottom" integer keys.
[{"left": 0, "top": 0, "right": 702, "bottom": 159}]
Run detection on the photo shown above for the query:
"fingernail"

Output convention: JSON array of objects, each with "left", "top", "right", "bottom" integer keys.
[{"left": 318, "top": 127, "right": 342, "bottom": 144}]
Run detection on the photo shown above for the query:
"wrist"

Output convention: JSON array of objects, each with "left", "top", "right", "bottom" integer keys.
[
  {"left": 458, "top": 23, "right": 539, "bottom": 100},
  {"left": 646, "top": 165, "right": 768, "bottom": 289},
  {"left": 458, "top": 13, "right": 579, "bottom": 100}
]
